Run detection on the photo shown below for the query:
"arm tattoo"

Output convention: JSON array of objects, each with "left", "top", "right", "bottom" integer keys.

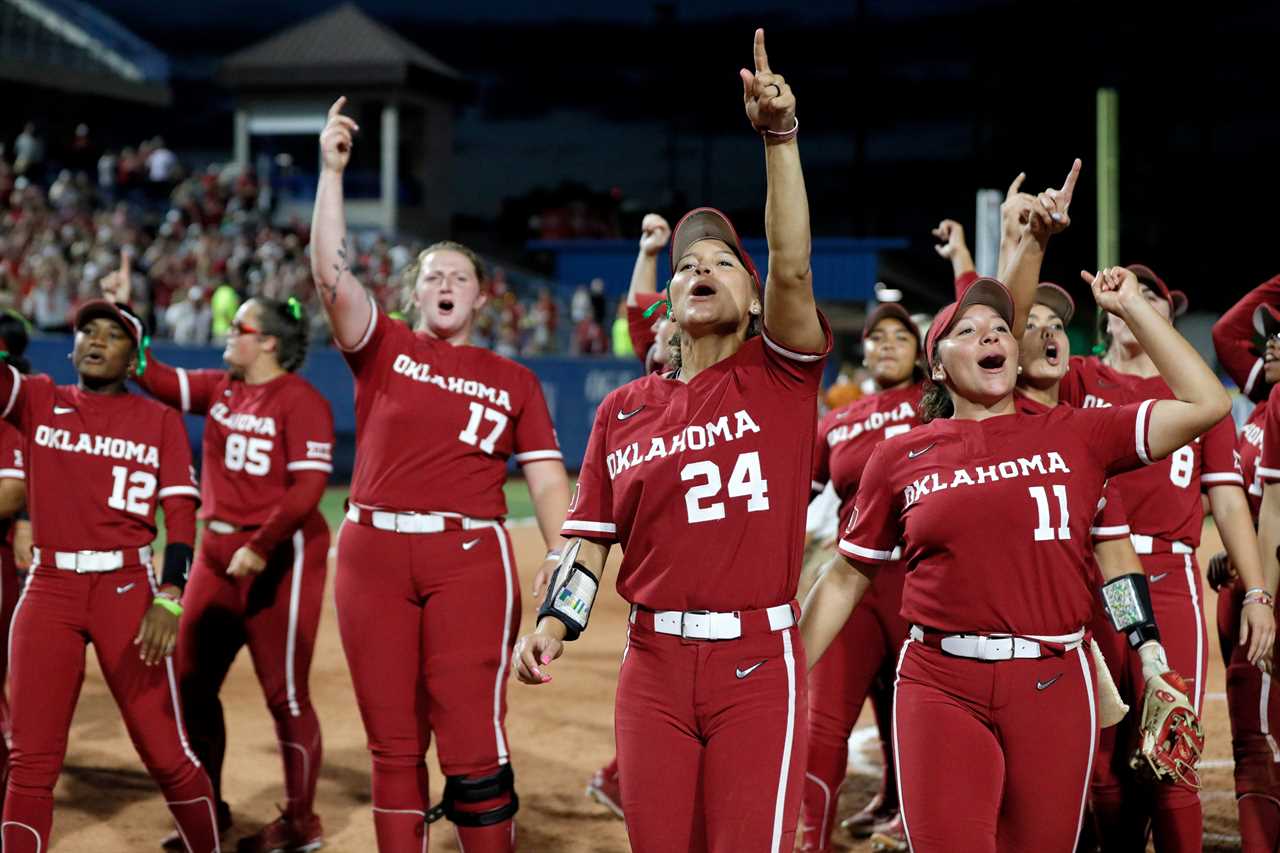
[{"left": 326, "top": 236, "right": 351, "bottom": 306}]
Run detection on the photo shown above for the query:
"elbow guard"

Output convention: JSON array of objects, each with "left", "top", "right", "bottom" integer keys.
[
  {"left": 1101, "top": 573, "right": 1161, "bottom": 649},
  {"left": 536, "top": 539, "right": 598, "bottom": 641},
  {"left": 161, "top": 543, "right": 194, "bottom": 591}
]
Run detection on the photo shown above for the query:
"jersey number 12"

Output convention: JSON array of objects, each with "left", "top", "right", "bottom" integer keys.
[{"left": 108, "top": 466, "right": 157, "bottom": 515}]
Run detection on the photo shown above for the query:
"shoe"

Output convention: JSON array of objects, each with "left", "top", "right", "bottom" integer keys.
[
  {"left": 161, "top": 800, "right": 232, "bottom": 850},
  {"left": 236, "top": 811, "right": 324, "bottom": 853},
  {"left": 840, "top": 793, "right": 896, "bottom": 839},
  {"left": 585, "top": 765, "right": 624, "bottom": 819},
  {"left": 869, "top": 813, "right": 908, "bottom": 852}
]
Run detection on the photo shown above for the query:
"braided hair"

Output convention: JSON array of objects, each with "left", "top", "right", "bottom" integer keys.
[{"left": 253, "top": 297, "right": 309, "bottom": 373}]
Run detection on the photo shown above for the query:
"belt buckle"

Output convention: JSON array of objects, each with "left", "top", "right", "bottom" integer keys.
[
  {"left": 681, "top": 610, "right": 710, "bottom": 639},
  {"left": 393, "top": 513, "right": 410, "bottom": 534},
  {"left": 74, "top": 550, "right": 93, "bottom": 573}
]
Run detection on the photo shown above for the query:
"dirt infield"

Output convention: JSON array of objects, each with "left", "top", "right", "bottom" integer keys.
[{"left": 50, "top": 522, "right": 1240, "bottom": 851}]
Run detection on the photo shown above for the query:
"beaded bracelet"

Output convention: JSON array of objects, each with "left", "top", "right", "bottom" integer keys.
[{"left": 153, "top": 592, "right": 183, "bottom": 617}]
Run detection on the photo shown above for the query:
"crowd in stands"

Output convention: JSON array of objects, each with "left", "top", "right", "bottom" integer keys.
[{"left": 0, "top": 121, "right": 629, "bottom": 358}]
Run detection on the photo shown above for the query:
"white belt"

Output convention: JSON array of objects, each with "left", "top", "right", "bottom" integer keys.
[
  {"left": 648, "top": 604, "right": 795, "bottom": 640},
  {"left": 34, "top": 546, "right": 153, "bottom": 573},
  {"left": 345, "top": 504, "right": 493, "bottom": 534},
  {"left": 910, "top": 625, "right": 1085, "bottom": 660},
  {"left": 1129, "top": 534, "right": 1193, "bottom": 555}
]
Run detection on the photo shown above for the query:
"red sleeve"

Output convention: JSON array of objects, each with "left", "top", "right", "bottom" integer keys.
[
  {"left": 1090, "top": 480, "right": 1130, "bottom": 542},
  {"left": 811, "top": 415, "right": 832, "bottom": 496},
  {"left": 1069, "top": 400, "right": 1158, "bottom": 476},
  {"left": 1200, "top": 414, "right": 1245, "bottom": 490},
  {"left": 1213, "top": 274, "right": 1280, "bottom": 402},
  {"left": 136, "top": 352, "right": 221, "bottom": 415},
  {"left": 1262, "top": 385, "right": 1280, "bottom": 483},
  {"left": 157, "top": 408, "right": 199, "bottom": 547},
  {"left": 627, "top": 293, "right": 664, "bottom": 365},
  {"left": 836, "top": 442, "right": 901, "bottom": 563},
  {"left": 561, "top": 399, "right": 616, "bottom": 542},
  {"left": 245, "top": 471, "right": 327, "bottom": 558},
  {"left": 512, "top": 371, "right": 563, "bottom": 466},
  {"left": 760, "top": 312, "right": 833, "bottom": 389},
  {"left": 337, "top": 295, "right": 409, "bottom": 378},
  {"left": 282, "top": 387, "right": 335, "bottom": 478},
  {"left": 954, "top": 270, "right": 979, "bottom": 299}
]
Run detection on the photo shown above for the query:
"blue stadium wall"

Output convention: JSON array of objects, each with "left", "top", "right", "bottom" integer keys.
[{"left": 25, "top": 338, "right": 644, "bottom": 478}]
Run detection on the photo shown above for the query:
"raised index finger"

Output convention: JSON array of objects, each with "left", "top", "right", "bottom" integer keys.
[
  {"left": 328, "top": 96, "right": 348, "bottom": 120},
  {"left": 754, "top": 28, "right": 770, "bottom": 74},
  {"left": 120, "top": 246, "right": 131, "bottom": 285},
  {"left": 1005, "top": 172, "right": 1026, "bottom": 200},
  {"left": 1059, "top": 158, "right": 1083, "bottom": 203}
]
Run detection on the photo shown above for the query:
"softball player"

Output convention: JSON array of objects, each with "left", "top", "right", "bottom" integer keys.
[
  {"left": 102, "top": 261, "right": 334, "bottom": 851},
  {"left": 311, "top": 98, "right": 571, "bottom": 853},
  {"left": 1053, "top": 265, "right": 1275, "bottom": 851},
  {"left": 1217, "top": 280, "right": 1280, "bottom": 852},
  {"left": 802, "top": 269, "right": 1229, "bottom": 853},
  {"left": 0, "top": 300, "right": 219, "bottom": 853},
  {"left": 514, "top": 31, "right": 825, "bottom": 853},
  {"left": 798, "top": 301, "right": 920, "bottom": 852}
]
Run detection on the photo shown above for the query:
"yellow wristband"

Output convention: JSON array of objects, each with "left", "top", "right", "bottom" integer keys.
[{"left": 153, "top": 595, "right": 183, "bottom": 617}]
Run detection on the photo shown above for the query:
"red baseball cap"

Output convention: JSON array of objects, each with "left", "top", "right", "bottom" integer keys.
[
  {"left": 1254, "top": 304, "right": 1280, "bottom": 339},
  {"left": 670, "top": 207, "right": 761, "bottom": 289},
  {"left": 74, "top": 300, "right": 144, "bottom": 347},
  {"left": 1033, "top": 282, "right": 1075, "bottom": 325},
  {"left": 863, "top": 302, "right": 921, "bottom": 353},
  {"left": 1126, "top": 264, "right": 1188, "bottom": 317},
  {"left": 925, "top": 277, "right": 1013, "bottom": 365}
]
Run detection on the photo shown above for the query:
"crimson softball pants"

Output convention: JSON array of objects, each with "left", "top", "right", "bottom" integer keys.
[
  {"left": 2, "top": 563, "right": 218, "bottom": 852},
  {"left": 1090, "top": 551, "right": 1207, "bottom": 852},
  {"left": 177, "top": 513, "right": 329, "bottom": 820},
  {"left": 893, "top": 637, "right": 1098, "bottom": 853},
  {"left": 800, "top": 562, "right": 907, "bottom": 851},
  {"left": 615, "top": 614, "right": 807, "bottom": 853},
  {"left": 335, "top": 519, "right": 519, "bottom": 853}
]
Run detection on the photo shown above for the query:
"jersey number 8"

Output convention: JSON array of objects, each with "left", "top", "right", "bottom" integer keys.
[{"left": 680, "top": 451, "right": 770, "bottom": 524}]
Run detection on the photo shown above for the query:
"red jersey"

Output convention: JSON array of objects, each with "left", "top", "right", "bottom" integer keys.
[
  {"left": 1014, "top": 390, "right": 1130, "bottom": 543},
  {"left": 1255, "top": 384, "right": 1280, "bottom": 500},
  {"left": 627, "top": 293, "right": 667, "bottom": 374},
  {"left": 814, "top": 383, "right": 922, "bottom": 520},
  {"left": 839, "top": 403, "right": 1154, "bottom": 634},
  {"left": 140, "top": 368, "right": 334, "bottom": 526},
  {"left": 1242, "top": 399, "right": 1267, "bottom": 522},
  {"left": 1, "top": 372, "right": 198, "bottom": 550},
  {"left": 342, "top": 304, "right": 561, "bottom": 518},
  {"left": 564, "top": 322, "right": 831, "bottom": 611},
  {"left": 1060, "top": 355, "right": 1242, "bottom": 548}
]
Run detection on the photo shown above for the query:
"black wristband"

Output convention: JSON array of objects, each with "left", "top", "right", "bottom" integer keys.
[
  {"left": 1101, "top": 573, "right": 1162, "bottom": 649},
  {"left": 161, "top": 543, "right": 194, "bottom": 590}
]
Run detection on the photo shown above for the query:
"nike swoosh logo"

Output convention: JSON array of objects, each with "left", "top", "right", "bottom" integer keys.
[
  {"left": 617, "top": 406, "right": 645, "bottom": 421},
  {"left": 907, "top": 443, "right": 936, "bottom": 459},
  {"left": 735, "top": 660, "right": 766, "bottom": 679},
  {"left": 1036, "top": 674, "right": 1062, "bottom": 690},
  {"left": 462, "top": 538, "right": 481, "bottom": 551},
  {"left": 1151, "top": 573, "right": 1168, "bottom": 583},
  {"left": 116, "top": 583, "right": 136, "bottom": 594},
  {"left": 53, "top": 406, "right": 75, "bottom": 415}
]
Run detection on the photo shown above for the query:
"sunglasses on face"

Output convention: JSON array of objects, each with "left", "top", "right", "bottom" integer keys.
[{"left": 229, "top": 321, "right": 262, "bottom": 337}]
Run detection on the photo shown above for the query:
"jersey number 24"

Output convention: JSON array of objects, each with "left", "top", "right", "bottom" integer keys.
[{"left": 681, "top": 451, "right": 770, "bottom": 523}]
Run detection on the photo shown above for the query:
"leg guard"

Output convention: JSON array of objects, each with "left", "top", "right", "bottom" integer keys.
[{"left": 425, "top": 765, "right": 519, "bottom": 827}]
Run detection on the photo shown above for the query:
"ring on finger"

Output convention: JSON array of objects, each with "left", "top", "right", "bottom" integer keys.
[{"left": 768, "top": 83, "right": 782, "bottom": 97}]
